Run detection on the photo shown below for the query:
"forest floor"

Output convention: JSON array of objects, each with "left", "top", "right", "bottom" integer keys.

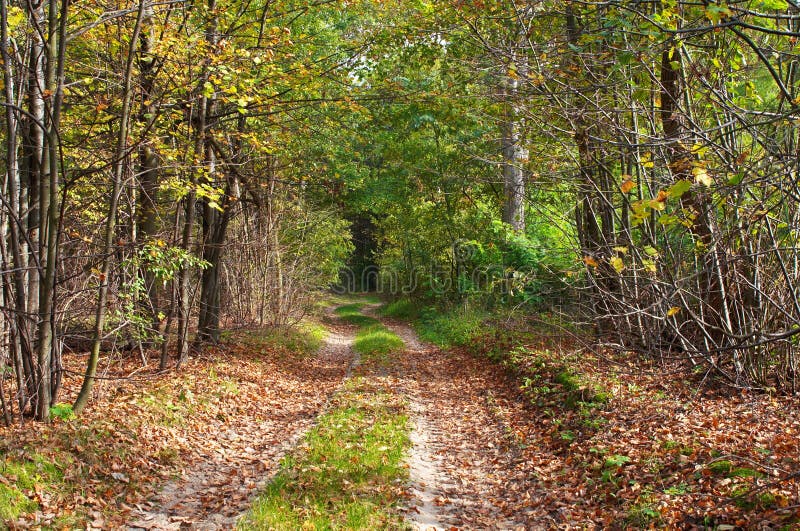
[{"left": 2, "top": 296, "right": 800, "bottom": 529}]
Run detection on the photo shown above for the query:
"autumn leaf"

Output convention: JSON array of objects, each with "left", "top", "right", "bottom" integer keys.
[
  {"left": 620, "top": 177, "right": 636, "bottom": 194},
  {"left": 667, "top": 306, "right": 681, "bottom": 317},
  {"left": 693, "top": 167, "right": 713, "bottom": 187},
  {"left": 609, "top": 256, "right": 625, "bottom": 273}
]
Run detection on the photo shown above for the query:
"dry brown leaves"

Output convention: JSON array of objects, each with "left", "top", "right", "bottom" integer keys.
[
  {"left": 387, "top": 318, "right": 800, "bottom": 529},
  {"left": 0, "top": 323, "right": 352, "bottom": 529}
]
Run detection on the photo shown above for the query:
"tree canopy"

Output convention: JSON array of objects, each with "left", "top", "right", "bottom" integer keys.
[{"left": 1, "top": 0, "right": 800, "bottom": 420}]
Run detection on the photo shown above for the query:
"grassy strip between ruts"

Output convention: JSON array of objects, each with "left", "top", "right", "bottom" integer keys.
[
  {"left": 240, "top": 303, "right": 410, "bottom": 530},
  {"left": 335, "top": 303, "right": 404, "bottom": 364}
]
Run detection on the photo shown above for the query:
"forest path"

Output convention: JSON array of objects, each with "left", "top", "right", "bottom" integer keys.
[
  {"left": 128, "top": 301, "right": 539, "bottom": 530},
  {"left": 127, "top": 313, "right": 355, "bottom": 531},
  {"left": 381, "top": 316, "right": 538, "bottom": 530}
]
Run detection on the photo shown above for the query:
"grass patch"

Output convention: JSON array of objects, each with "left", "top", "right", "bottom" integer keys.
[
  {"left": 626, "top": 495, "right": 662, "bottom": 527},
  {"left": 335, "top": 303, "right": 382, "bottom": 328},
  {"left": 354, "top": 325, "right": 404, "bottom": 363},
  {"left": 0, "top": 455, "right": 62, "bottom": 521},
  {"left": 336, "top": 302, "right": 405, "bottom": 364},
  {"left": 234, "top": 320, "right": 328, "bottom": 357},
  {"left": 415, "top": 306, "right": 488, "bottom": 348},
  {"left": 380, "top": 299, "right": 418, "bottom": 319},
  {"left": 334, "top": 303, "right": 365, "bottom": 316},
  {"left": 707, "top": 460, "right": 733, "bottom": 475},
  {"left": 240, "top": 378, "right": 410, "bottom": 530}
]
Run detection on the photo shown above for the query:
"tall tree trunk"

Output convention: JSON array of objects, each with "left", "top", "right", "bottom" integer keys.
[
  {"left": 177, "top": 0, "right": 217, "bottom": 364},
  {"left": 501, "top": 40, "right": 525, "bottom": 232},
  {"left": 34, "top": 0, "right": 68, "bottom": 421},
  {"left": 1, "top": 0, "right": 33, "bottom": 416},
  {"left": 196, "top": 197, "right": 231, "bottom": 344},
  {"left": 136, "top": 2, "right": 162, "bottom": 342},
  {"left": 660, "top": 45, "right": 726, "bottom": 341},
  {"left": 73, "top": 0, "right": 147, "bottom": 415}
]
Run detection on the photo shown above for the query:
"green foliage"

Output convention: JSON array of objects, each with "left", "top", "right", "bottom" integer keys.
[
  {"left": 707, "top": 460, "right": 734, "bottom": 475},
  {"left": 139, "top": 241, "right": 210, "bottom": 283},
  {"left": 626, "top": 496, "right": 662, "bottom": 527},
  {"left": 49, "top": 403, "right": 76, "bottom": 421},
  {"left": 729, "top": 467, "right": 764, "bottom": 479},
  {"left": 604, "top": 454, "right": 632, "bottom": 469}
]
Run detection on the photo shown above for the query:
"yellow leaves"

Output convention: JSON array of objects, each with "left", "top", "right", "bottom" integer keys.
[
  {"left": 609, "top": 256, "right": 625, "bottom": 273},
  {"left": 640, "top": 152, "right": 654, "bottom": 169},
  {"left": 691, "top": 143, "right": 708, "bottom": 157},
  {"left": 693, "top": 167, "right": 713, "bottom": 187},
  {"left": 527, "top": 71, "right": 545, "bottom": 86},
  {"left": 7, "top": 7, "right": 24, "bottom": 31},
  {"left": 649, "top": 190, "right": 668, "bottom": 211},
  {"left": 666, "top": 307, "right": 681, "bottom": 317}
]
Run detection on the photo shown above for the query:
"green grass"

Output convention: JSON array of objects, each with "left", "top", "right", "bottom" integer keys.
[
  {"left": 0, "top": 454, "right": 63, "bottom": 521},
  {"left": 336, "top": 303, "right": 404, "bottom": 363},
  {"left": 354, "top": 325, "right": 405, "bottom": 362},
  {"left": 241, "top": 299, "right": 410, "bottom": 529},
  {"left": 707, "top": 460, "right": 733, "bottom": 475},
  {"left": 335, "top": 303, "right": 382, "bottom": 328},
  {"left": 235, "top": 320, "right": 328, "bottom": 357},
  {"left": 414, "top": 306, "right": 488, "bottom": 348},
  {"left": 380, "top": 299, "right": 418, "bottom": 319},
  {"left": 240, "top": 378, "right": 410, "bottom": 530}
]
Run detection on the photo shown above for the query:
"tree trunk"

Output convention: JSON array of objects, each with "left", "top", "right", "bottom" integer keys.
[
  {"left": 136, "top": 2, "right": 162, "bottom": 342},
  {"left": 74, "top": 0, "right": 147, "bottom": 415}
]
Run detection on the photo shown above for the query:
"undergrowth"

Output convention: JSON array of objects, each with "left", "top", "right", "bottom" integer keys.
[
  {"left": 233, "top": 320, "right": 327, "bottom": 357},
  {"left": 414, "top": 305, "right": 488, "bottom": 348}
]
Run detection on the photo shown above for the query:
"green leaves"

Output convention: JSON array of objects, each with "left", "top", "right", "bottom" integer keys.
[
  {"left": 668, "top": 180, "right": 692, "bottom": 199},
  {"left": 757, "top": 0, "right": 789, "bottom": 10}
]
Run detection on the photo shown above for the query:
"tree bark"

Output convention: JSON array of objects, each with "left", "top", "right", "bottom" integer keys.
[{"left": 74, "top": 0, "right": 147, "bottom": 415}]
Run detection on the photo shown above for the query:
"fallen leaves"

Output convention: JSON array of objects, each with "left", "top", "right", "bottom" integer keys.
[
  {"left": 0, "top": 321, "right": 352, "bottom": 529},
  {"left": 390, "top": 316, "right": 800, "bottom": 528}
]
